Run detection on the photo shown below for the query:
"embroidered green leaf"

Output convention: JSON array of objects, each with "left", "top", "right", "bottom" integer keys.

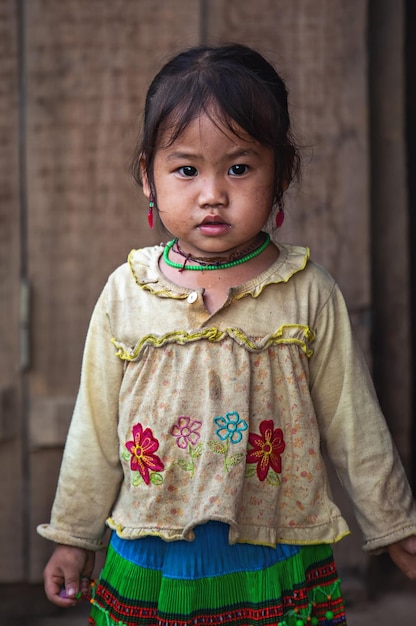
[
  {"left": 121, "top": 450, "right": 130, "bottom": 462},
  {"left": 131, "top": 472, "right": 142, "bottom": 487},
  {"left": 178, "top": 459, "right": 194, "bottom": 472},
  {"left": 208, "top": 440, "right": 227, "bottom": 455},
  {"left": 226, "top": 453, "right": 245, "bottom": 468},
  {"left": 150, "top": 472, "right": 164, "bottom": 486},
  {"left": 266, "top": 471, "right": 281, "bottom": 486},
  {"left": 190, "top": 443, "right": 204, "bottom": 458},
  {"left": 245, "top": 465, "right": 257, "bottom": 478}
]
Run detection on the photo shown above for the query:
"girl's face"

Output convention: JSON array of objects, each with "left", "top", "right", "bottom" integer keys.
[{"left": 142, "top": 112, "right": 275, "bottom": 258}]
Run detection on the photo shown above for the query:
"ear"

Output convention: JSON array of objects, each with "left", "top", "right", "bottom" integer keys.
[
  {"left": 274, "top": 178, "right": 289, "bottom": 204},
  {"left": 140, "top": 156, "right": 151, "bottom": 199}
]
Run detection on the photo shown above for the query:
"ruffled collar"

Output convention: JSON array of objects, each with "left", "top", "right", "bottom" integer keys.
[{"left": 128, "top": 242, "right": 310, "bottom": 300}]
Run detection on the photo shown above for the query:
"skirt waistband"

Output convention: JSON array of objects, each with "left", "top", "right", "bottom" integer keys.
[{"left": 110, "top": 521, "right": 301, "bottom": 580}]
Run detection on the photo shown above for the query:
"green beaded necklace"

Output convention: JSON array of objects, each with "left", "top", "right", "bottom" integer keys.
[{"left": 163, "top": 234, "right": 271, "bottom": 271}]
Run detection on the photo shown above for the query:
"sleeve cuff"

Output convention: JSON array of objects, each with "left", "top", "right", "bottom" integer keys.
[
  {"left": 37, "top": 523, "right": 106, "bottom": 551},
  {"left": 363, "top": 524, "right": 416, "bottom": 554}
]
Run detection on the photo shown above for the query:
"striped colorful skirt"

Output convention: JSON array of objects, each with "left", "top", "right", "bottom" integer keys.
[{"left": 89, "top": 522, "right": 347, "bottom": 625}]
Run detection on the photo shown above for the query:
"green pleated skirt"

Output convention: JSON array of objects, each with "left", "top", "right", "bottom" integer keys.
[{"left": 89, "top": 522, "right": 347, "bottom": 625}]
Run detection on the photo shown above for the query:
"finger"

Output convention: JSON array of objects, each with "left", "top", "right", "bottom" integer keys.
[
  {"left": 62, "top": 574, "right": 82, "bottom": 601},
  {"left": 80, "top": 550, "right": 96, "bottom": 597},
  {"left": 44, "top": 574, "right": 77, "bottom": 607},
  {"left": 80, "top": 576, "right": 93, "bottom": 597},
  {"left": 85, "top": 549, "right": 96, "bottom": 576}
]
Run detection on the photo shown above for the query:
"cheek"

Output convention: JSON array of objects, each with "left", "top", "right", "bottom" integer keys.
[
  {"left": 253, "top": 183, "right": 274, "bottom": 208},
  {"left": 157, "top": 207, "right": 190, "bottom": 232}
]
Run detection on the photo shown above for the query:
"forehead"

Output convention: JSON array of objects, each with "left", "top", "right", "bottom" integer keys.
[{"left": 157, "top": 111, "right": 259, "bottom": 153}]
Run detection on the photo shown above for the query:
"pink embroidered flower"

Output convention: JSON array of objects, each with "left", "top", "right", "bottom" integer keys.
[
  {"left": 171, "top": 416, "right": 202, "bottom": 449},
  {"left": 125, "top": 423, "right": 164, "bottom": 485},
  {"left": 246, "top": 420, "right": 285, "bottom": 482}
]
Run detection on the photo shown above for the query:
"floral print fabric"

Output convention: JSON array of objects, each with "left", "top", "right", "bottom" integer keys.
[
  {"left": 125, "top": 424, "right": 164, "bottom": 485},
  {"left": 246, "top": 420, "right": 286, "bottom": 482},
  {"left": 124, "top": 415, "right": 285, "bottom": 489},
  {"left": 111, "top": 334, "right": 341, "bottom": 547}
]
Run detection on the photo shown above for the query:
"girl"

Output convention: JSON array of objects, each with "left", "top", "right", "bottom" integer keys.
[{"left": 38, "top": 44, "right": 416, "bottom": 626}]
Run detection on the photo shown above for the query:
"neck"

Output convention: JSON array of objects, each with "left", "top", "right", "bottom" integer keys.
[{"left": 163, "top": 233, "right": 271, "bottom": 272}]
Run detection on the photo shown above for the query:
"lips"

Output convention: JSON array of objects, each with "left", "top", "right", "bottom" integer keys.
[
  {"left": 197, "top": 217, "right": 231, "bottom": 236},
  {"left": 199, "top": 215, "right": 229, "bottom": 226}
]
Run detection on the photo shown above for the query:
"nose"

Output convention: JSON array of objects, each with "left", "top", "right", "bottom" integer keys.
[{"left": 198, "top": 175, "right": 228, "bottom": 208}]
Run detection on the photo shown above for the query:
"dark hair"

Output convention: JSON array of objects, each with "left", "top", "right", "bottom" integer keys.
[{"left": 131, "top": 43, "right": 300, "bottom": 204}]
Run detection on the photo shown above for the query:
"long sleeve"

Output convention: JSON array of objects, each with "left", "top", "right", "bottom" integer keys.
[
  {"left": 37, "top": 284, "right": 124, "bottom": 550},
  {"left": 309, "top": 281, "right": 416, "bottom": 553}
]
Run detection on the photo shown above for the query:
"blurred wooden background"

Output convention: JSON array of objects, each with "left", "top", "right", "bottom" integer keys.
[{"left": 0, "top": 0, "right": 413, "bottom": 590}]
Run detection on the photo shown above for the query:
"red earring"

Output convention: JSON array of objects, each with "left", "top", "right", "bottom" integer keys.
[
  {"left": 147, "top": 198, "right": 154, "bottom": 229},
  {"left": 276, "top": 210, "right": 284, "bottom": 228},
  {"left": 276, "top": 197, "right": 285, "bottom": 228}
]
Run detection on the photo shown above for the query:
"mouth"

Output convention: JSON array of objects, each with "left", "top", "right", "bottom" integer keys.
[
  {"left": 197, "top": 217, "right": 231, "bottom": 237},
  {"left": 199, "top": 215, "right": 230, "bottom": 227}
]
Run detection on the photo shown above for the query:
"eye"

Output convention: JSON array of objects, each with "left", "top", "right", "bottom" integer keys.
[
  {"left": 178, "top": 166, "right": 198, "bottom": 177},
  {"left": 228, "top": 164, "right": 248, "bottom": 176}
]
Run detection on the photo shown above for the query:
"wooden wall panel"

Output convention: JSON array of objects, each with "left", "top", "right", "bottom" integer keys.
[
  {"left": 369, "top": 0, "right": 411, "bottom": 459},
  {"left": 204, "top": 0, "right": 370, "bottom": 575},
  {"left": 26, "top": 0, "right": 200, "bottom": 580},
  {"left": 0, "top": 0, "right": 24, "bottom": 581}
]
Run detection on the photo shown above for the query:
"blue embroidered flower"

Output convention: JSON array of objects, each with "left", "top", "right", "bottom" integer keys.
[{"left": 214, "top": 411, "right": 248, "bottom": 444}]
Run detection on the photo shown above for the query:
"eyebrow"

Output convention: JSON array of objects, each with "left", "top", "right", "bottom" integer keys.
[
  {"left": 165, "top": 151, "right": 198, "bottom": 162},
  {"left": 165, "top": 148, "right": 260, "bottom": 162}
]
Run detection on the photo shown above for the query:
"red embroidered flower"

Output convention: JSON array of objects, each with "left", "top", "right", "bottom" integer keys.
[
  {"left": 246, "top": 420, "right": 285, "bottom": 481},
  {"left": 125, "top": 423, "right": 164, "bottom": 485}
]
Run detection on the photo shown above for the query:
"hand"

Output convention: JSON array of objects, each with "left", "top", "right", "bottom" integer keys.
[
  {"left": 43, "top": 544, "right": 95, "bottom": 607},
  {"left": 387, "top": 535, "right": 416, "bottom": 580}
]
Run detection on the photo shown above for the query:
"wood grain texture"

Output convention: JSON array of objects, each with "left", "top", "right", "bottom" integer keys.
[{"left": 0, "top": 0, "right": 24, "bottom": 581}]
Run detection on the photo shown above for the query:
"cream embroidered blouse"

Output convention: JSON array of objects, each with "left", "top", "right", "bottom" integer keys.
[{"left": 37, "top": 243, "right": 416, "bottom": 553}]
